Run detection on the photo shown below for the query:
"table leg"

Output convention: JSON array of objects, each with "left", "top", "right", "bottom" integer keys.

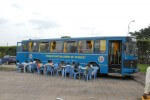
[{"left": 24, "top": 65, "right": 26, "bottom": 73}]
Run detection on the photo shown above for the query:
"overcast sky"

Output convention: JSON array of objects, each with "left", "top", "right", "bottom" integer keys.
[{"left": 0, "top": 0, "right": 150, "bottom": 46}]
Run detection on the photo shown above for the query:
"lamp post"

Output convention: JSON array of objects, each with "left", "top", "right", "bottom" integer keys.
[{"left": 127, "top": 20, "right": 135, "bottom": 36}]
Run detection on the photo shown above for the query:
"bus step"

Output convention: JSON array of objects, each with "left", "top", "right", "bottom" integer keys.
[{"left": 109, "top": 68, "right": 121, "bottom": 73}]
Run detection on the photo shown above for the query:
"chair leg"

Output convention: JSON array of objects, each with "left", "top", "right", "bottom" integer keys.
[
  {"left": 46, "top": 71, "right": 49, "bottom": 76},
  {"left": 52, "top": 71, "right": 54, "bottom": 76},
  {"left": 30, "top": 68, "right": 32, "bottom": 73},
  {"left": 56, "top": 71, "right": 59, "bottom": 76},
  {"left": 50, "top": 70, "right": 52, "bottom": 76},
  {"left": 74, "top": 74, "right": 76, "bottom": 80},
  {"left": 37, "top": 70, "right": 40, "bottom": 75},
  {"left": 89, "top": 75, "right": 92, "bottom": 80},
  {"left": 51, "top": 70, "right": 54, "bottom": 76},
  {"left": 94, "top": 74, "right": 97, "bottom": 79},
  {"left": 62, "top": 69, "right": 64, "bottom": 77},
  {"left": 69, "top": 71, "right": 72, "bottom": 77},
  {"left": 86, "top": 75, "right": 88, "bottom": 81},
  {"left": 65, "top": 72, "right": 66, "bottom": 77}
]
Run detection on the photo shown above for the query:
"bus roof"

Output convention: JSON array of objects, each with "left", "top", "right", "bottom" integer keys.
[{"left": 21, "top": 36, "right": 134, "bottom": 42}]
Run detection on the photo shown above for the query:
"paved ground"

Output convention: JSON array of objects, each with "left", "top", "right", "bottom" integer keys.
[
  {"left": 0, "top": 67, "right": 144, "bottom": 100},
  {"left": 133, "top": 72, "right": 146, "bottom": 86}
]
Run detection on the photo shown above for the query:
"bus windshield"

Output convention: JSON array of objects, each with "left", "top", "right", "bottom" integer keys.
[{"left": 126, "top": 42, "right": 137, "bottom": 56}]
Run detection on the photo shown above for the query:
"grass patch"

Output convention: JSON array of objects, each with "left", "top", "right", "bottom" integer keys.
[
  {"left": 138, "top": 64, "right": 150, "bottom": 73},
  {"left": 0, "top": 66, "right": 16, "bottom": 71}
]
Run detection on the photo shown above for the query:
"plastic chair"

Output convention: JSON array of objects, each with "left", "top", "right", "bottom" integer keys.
[
  {"left": 54, "top": 63, "right": 62, "bottom": 76},
  {"left": 71, "top": 67, "right": 80, "bottom": 80},
  {"left": 79, "top": 66, "right": 86, "bottom": 79},
  {"left": 84, "top": 67, "right": 93, "bottom": 81},
  {"left": 28, "top": 63, "right": 36, "bottom": 73},
  {"left": 16, "top": 63, "right": 23, "bottom": 73},
  {"left": 46, "top": 65, "right": 54, "bottom": 76},
  {"left": 36, "top": 65, "right": 44, "bottom": 75},
  {"left": 92, "top": 66, "right": 99, "bottom": 79},
  {"left": 64, "top": 65, "right": 71, "bottom": 77}
]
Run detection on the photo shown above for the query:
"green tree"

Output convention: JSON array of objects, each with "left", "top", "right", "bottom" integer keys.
[{"left": 0, "top": 46, "right": 16, "bottom": 58}]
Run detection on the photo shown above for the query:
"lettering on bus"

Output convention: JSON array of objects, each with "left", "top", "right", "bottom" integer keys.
[{"left": 46, "top": 55, "right": 85, "bottom": 59}]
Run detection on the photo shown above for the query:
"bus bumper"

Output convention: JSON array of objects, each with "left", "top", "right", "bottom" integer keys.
[{"left": 122, "top": 68, "right": 140, "bottom": 75}]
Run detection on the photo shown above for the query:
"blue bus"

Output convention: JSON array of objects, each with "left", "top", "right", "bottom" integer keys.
[{"left": 16, "top": 36, "right": 139, "bottom": 75}]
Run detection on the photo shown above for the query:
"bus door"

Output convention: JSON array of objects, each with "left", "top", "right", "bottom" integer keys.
[
  {"left": 27, "top": 42, "right": 33, "bottom": 62},
  {"left": 108, "top": 40, "right": 122, "bottom": 73}
]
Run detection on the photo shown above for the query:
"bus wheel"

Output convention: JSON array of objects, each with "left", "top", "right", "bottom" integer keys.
[{"left": 90, "top": 62, "right": 100, "bottom": 77}]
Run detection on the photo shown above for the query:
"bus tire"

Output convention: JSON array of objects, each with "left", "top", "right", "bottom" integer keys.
[{"left": 89, "top": 62, "right": 100, "bottom": 77}]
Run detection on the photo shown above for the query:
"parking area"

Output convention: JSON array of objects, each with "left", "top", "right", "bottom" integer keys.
[{"left": 0, "top": 66, "right": 144, "bottom": 100}]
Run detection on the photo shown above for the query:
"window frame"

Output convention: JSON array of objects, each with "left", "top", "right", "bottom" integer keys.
[
  {"left": 22, "top": 42, "right": 28, "bottom": 52},
  {"left": 50, "top": 41, "right": 63, "bottom": 53},
  {"left": 39, "top": 42, "right": 50, "bottom": 53},
  {"left": 78, "top": 40, "right": 93, "bottom": 53},
  {"left": 63, "top": 41, "right": 77, "bottom": 53}
]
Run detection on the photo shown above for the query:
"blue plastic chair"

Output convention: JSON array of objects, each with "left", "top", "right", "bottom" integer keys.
[
  {"left": 71, "top": 67, "right": 80, "bottom": 80},
  {"left": 54, "top": 63, "right": 62, "bottom": 76},
  {"left": 16, "top": 63, "right": 23, "bottom": 73},
  {"left": 46, "top": 65, "right": 54, "bottom": 76},
  {"left": 28, "top": 63, "right": 36, "bottom": 73},
  {"left": 36, "top": 65, "right": 44, "bottom": 75},
  {"left": 84, "top": 67, "right": 93, "bottom": 81},
  {"left": 92, "top": 66, "right": 99, "bottom": 79},
  {"left": 79, "top": 66, "right": 86, "bottom": 79},
  {"left": 64, "top": 65, "right": 71, "bottom": 77}
]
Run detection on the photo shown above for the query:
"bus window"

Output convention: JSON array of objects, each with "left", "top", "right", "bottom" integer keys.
[
  {"left": 100, "top": 40, "right": 106, "bottom": 53},
  {"left": 50, "top": 41, "right": 63, "bottom": 53},
  {"left": 78, "top": 40, "right": 93, "bottom": 53},
  {"left": 125, "top": 42, "right": 137, "bottom": 55},
  {"left": 39, "top": 42, "right": 49, "bottom": 52},
  {"left": 32, "top": 42, "right": 39, "bottom": 52},
  {"left": 17, "top": 43, "right": 22, "bottom": 52},
  {"left": 64, "top": 41, "right": 77, "bottom": 53},
  {"left": 22, "top": 43, "right": 28, "bottom": 52},
  {"left": 94, "top": 40, "right": 100, "bottom": 53}
]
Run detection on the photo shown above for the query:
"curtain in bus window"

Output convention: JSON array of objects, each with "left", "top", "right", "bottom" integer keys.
[
  {"left": 63, "top": 42, "right": 67, "bottom": 53},
  {"left": 78, "top": 40, "right": 93, "bottom": 53},
  {"left": 100, "top": 40, "right": 106, "bottom": 53},
  {"left": 51, "top": 41, "right": 56, "bottom": 51},
  {"left": 51, "top": 41, "right": 63, "bottom": 53},
  {"left": 39, "top": 42, "right": 49, "bottom": 52},
  {"left": 28, "top": 42, "right": 33, "bottom": 52},
  {"left": 65, "top": 41, "right": 77, "bottom": 53}
]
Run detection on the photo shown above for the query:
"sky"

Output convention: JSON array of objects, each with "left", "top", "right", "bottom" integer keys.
[{"left": 0, "top": 0, "right": 150, "bottom": 46}]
